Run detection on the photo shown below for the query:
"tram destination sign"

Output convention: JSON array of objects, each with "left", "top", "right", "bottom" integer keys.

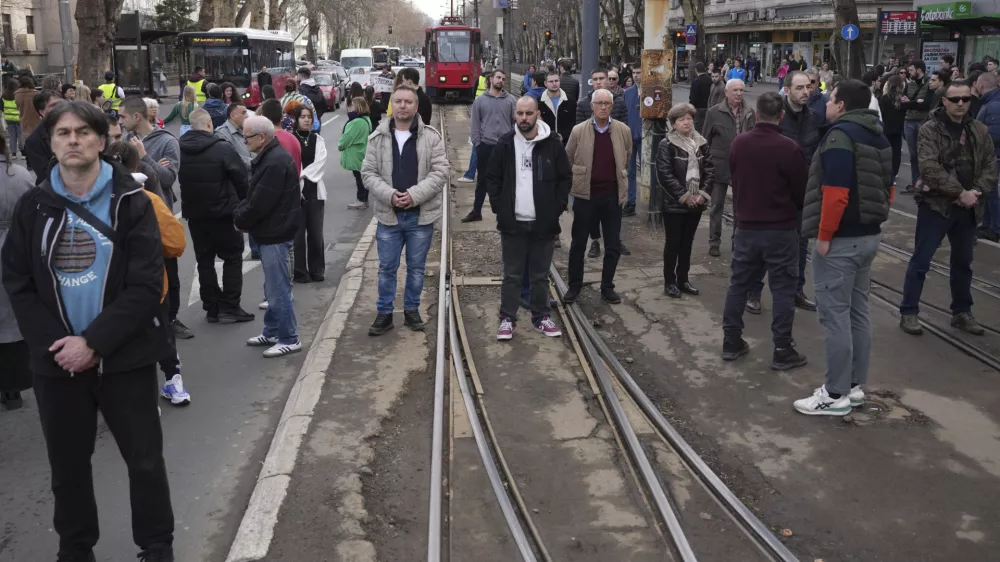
[{"left": 880, "top": 11, "right": 919, "bottom": 35}]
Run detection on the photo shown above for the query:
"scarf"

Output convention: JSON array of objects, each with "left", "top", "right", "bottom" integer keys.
[{"left": 667, "top": 128, "right": 711, "bottom": 206}]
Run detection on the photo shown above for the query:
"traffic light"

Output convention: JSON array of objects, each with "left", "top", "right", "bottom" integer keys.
[
  {"left": 522, "top": 21, "right": 527, "bottom": 31},
  {"left": 545, "top": 30, "right": 552, "bottom": 43}
]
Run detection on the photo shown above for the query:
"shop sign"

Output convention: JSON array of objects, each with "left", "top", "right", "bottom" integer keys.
[
  {"left": 920, "top": 2, "right": 972, "bottom": 22},
  {"left": 773, "top": 30, "right": 794, "bottom": 42},
  {"left": 922, "top": 41, "right": 959, "bottom": 72},
  {"left": 881, "top": 11, "right": 919, "bottom": 34}
]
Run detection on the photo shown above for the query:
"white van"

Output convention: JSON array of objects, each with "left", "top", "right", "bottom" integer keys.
[{"left": 340, "top": 48, "right": 374, "bottom": 72}]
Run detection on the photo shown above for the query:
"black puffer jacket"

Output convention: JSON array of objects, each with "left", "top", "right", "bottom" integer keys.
[
  {"left": 655, "top": 133, "right": 714, "bottom": 214},
  {"left": 178, "top": 130, "right": 250, "bottom": 219},
  {"left": 234, "top": 137, "right": 301, "bottom": 244},
  {"left": 299, "top": 81, "right": 328, "bottom": 116},
  {"left": 1, "top": 163, "right": 171, "bottom": 377},
  {"left": 779, "top": 97, "right": 821, "bottom": 164}
]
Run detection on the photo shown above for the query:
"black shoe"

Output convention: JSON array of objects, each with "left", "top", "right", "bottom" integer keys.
[
  {"left": 171, "top": 319, "right": 194, "bottom": 340},
  {"left": 56, "top": 551, "right": 96, "bottom": 562},
  {"left": 137, "top": 544, "right": 174, "bottom": 562},
  {"left": 403, "top": 310, "right": 426, "bottom": 331},
  {"left": 206, "top": 312, "right": 219, "bottom": 324},
  {"left": 369, "top": 313, "right": 394, "bottom": 336},
  {"left": 563, "top": 287, "right": 581, "bottom": 304},
  {"left": 1, "top": 391, "right": 23, "bottom": 410},
  {"left": 795, "top": 291, "right": 817, "bottom": 311},
  {"left": 311, "top": 273, "right": 325, "bottom": 282},
  {"left": 588, "top": 240, "right": 602, "bottom": 258},
  {"left": 746, "top": 296, "right": 762, "bottom": 315},
  {"left": 722, "top": 337, "right": 749, "bottom": 361},
  {"left": 601, "top": 289, "right": 622, "bottom": 304},
  {"left": 665, "top": 284, "right": 682, "bottom": 298},
  {"left": 709, "top": 246, "right": 721, "bottom": 257},
  {"left": 771, "top": 346, "right": 808, "bottom": 371},
  {"left": 679, "top": 282, "right": 699, "bottom": 296},
  {"left": 977, "top": 227, "right": 1000, "bottom": 242},
  {"left": 901, "top": 184, "right": 916, "bottom": 194},
  {"left": 619, "top": 242, "right": 631, "bottom": 256},
  {"left": 622, "top": 203, "right": 637, "bottom": 217},
  {"left": 460, "top": 212, "right": 482, "bottom": 223},
  {"left": 293, "top": 275, "right": 311, "bottom": 284},
  {"left": 218, "top": 307, "right": 256, "bottom": 323}
]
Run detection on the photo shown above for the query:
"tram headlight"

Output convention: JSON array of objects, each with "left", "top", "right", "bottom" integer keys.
[
  {"left": 461, "top": 75, "right": 469, "bottom": 82},
  {"left": 439, "top": 75, "right": 447, "bottom": 83}
]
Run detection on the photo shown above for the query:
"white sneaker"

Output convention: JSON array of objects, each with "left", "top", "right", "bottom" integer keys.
[
  {"left": 848, "top": 385, "right": 864, "bottom": 407},
  {"left": 793, "top": 386, "right": 852, "bottom": 416},
  {"left": 263, "top": 341, "right": 303, "bottom": 358},
  {"left": 160, "top": 374, "right": 191, "bottom": 405},
  {"left": 247, "top": 334, "right": 278, "bottom": 346},
  {"left": 258, "top": 301, "right": 268, "bottom": 310},
  {"left": 456, "top": 176, "right": 475, "bottom": 183}
]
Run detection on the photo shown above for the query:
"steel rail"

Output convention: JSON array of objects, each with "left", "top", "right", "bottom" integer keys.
[{"left": 878, "top": 240, "right": 1000, "bottom": 295}]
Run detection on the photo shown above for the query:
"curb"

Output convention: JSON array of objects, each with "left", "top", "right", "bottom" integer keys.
[{"left": 226, "top": 217, "right": 378, "bottom": 562}]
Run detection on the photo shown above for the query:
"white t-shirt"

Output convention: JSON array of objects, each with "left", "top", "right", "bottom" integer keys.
[{"left": 394, "top": 129, "right": 412, "bottom": 154}]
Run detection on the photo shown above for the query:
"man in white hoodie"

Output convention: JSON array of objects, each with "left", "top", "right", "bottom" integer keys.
[{"left": 485, "top": 96, "right": 572, "bottom": 340}]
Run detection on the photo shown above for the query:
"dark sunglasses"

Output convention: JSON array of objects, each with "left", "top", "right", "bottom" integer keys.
[
  {"left": 945, "top": 96, "right": 973, "bottom": 103},
  {"left": 609, "top": 76, "right": 619, "bottom": 81}
]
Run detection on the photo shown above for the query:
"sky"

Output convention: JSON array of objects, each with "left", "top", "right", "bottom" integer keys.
[{"left": 414, "top": 0, "right": 452, "bottom": 21}]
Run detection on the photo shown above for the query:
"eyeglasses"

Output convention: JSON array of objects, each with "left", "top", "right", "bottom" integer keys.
[
  {"left": 945, "top": 96, "right": 973, "bottom": 103},
  {"left": 609, "top": 77, "right": 618, "bottom": 81}
]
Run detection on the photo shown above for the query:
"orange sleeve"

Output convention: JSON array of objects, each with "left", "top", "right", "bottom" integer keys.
[
  {"left": 818, "top": 186, "right": 850, "bottom": 242},
  {"left": 145, "top": 191, "right": 187, "bottom": 259}
]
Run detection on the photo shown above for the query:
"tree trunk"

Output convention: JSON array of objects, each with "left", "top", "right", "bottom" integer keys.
[
  {"left": 832, "top": 0, "right": 865, "bottom": 79},
  {"left": 197, "top": 0, "right": 216, "bottom": 30},
  {"left": 305, "top": 2, "right": 320, "bottom": 61},
  {"left": 75, "top": 0, "right": 127, "bottom": 86},
  {"left": 267, "top": 0, "right": 281, "bottom": 30},
  {"left": 250, "top": 0, "right": 266, "bottom": 28},
  {"left": 234, "top": 0, "right": 252, "bottom": 26},
  {"left": 680, "top": 0, "right": 706, "bottom": 63}
]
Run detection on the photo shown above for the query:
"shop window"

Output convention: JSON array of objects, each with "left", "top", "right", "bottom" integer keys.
[{"left": 25, "top": 15, "right": 33, "bottom": 35}]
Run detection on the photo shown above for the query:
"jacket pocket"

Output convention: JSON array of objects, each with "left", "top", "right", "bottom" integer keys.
[{"left": 572, "top": 164, "right": 587, "bottom": 176}]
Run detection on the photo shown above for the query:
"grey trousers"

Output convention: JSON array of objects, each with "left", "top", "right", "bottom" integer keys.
[
  {"left": 812, "top": 234, "right": 881, "bottom": 395},
  {"left": 722, "top": 229, "right": 799, "bottom": 348},
  {"left": 708, "top": 181, "right": 728, "bottom": 248}
]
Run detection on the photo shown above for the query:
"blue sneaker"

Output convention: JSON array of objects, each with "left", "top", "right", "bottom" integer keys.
[{"left": 160, "top": 375, "right": 191, "bottom": 406}]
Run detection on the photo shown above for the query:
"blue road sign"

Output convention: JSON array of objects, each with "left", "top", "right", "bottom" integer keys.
[
  {"left": 685, "top": 24, "right": 697, "bottom": 36},
  {"left": 841, "top": 24, "right": 859, "bottom": 41}
]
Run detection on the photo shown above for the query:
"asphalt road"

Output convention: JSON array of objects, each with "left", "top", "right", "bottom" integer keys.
[{"left": 0, "top": 101, "right": 372, "bottom": 561}]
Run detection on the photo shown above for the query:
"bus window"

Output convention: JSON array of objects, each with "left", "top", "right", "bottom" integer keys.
[{"left": 186, "top": 45, "right": 251, "bottom": 86}]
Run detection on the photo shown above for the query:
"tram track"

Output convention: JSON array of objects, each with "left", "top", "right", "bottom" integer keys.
[{"left": 428, "top": 104, "right": 799, "bottom": 562}]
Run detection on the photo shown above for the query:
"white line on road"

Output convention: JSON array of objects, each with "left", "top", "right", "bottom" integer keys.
[
  {"left": 322, "top": 114, "right": 340, "bottom": 127},
  {"left": 225, "top": 217, "right": 378, "bottom": 562}
]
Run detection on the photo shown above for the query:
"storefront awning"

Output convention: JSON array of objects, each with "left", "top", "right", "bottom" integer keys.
[{"left": 921, "top": 15, "right": 1000, "bottom": 33}]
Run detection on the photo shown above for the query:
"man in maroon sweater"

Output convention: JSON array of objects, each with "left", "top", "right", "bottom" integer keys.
[{"left": 721, "top": 92, "right": 810, "bottom": 371}]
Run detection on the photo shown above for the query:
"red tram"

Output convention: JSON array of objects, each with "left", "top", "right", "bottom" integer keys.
[{"left": 424, "top": 18, "right": 481, "bottom": 103}]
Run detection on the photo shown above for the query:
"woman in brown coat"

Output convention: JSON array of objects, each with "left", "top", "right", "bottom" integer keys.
[{"left": 13, "top": 75, "right": 40, "bottom": 137}]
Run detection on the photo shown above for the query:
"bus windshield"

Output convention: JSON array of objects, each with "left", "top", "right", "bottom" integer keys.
[
  {"left": 436, "top": 31, "right": 470, "bottom": 63},
  {"left": 341, "top": 56, "right": 372, "bottom": 69}
]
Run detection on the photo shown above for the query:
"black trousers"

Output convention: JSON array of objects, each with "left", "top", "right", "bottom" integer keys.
[
  {"left": 885, "top": 132, "right": 903, "bottom": 182},
  {"left": 294, "top": 198, "right": 326, "bottom": 279},
  {"left": 353, "top": 170, "right": 368, "bottom": 203},
  {"left": 569, "top": 194, "right": 622, "bottom": 291},
  {"left": 472, "top": 142, "right": 496, "bottom": 214},
  {"left": 164, "top": 257, "right": 180, "bottom": 320},
  {"left": 500, "top": 221, "right": 555, "bottom": 324},
  {"left": 33, "top": 366, "right": 174, "bottom": 556},
  {"left": 188, "top": 217, "right": 245, "bottom": 313},
  {"left": 722, "top": 229, "right": 799, "bottom": 348},
  {"left": 663, "top": 211, "right": 702, "bottom": 285}
]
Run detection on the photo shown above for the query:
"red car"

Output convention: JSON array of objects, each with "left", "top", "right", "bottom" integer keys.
[{"left": 313, "top": 71, "right": 341, "bottom": 110}]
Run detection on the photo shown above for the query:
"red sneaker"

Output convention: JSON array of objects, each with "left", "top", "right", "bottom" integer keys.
[
  {"left": 533, "top": 316, "right": 562, "bottom": 337},
  {"left": 497, "top": 317, "right": 514, "bottom": 341}
]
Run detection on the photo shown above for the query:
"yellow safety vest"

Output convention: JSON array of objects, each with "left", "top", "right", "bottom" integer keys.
[
  {"left": 188, "top": 79, "right": 206, "bottom": 103},
  {"left": 2, "top": 98, "right": 18, "bottom": 122},
  {"left": 476, "top": 75, "right": 487, "bottom": 97},
  {"left": 98, "top": 83, "right": 121, "bottom": 110}
]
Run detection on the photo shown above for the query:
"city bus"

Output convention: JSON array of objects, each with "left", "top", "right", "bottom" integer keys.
[
  {"left": 176, "top": 27, "right": 296, "bottom": 108},
  {"left": 372, "top": 45, "right": 391, "bottom": 69}
]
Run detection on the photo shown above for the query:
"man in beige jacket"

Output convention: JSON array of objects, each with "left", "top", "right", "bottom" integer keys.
[{"left": 563, "top": 88, "right": 632, "bottom": 304}]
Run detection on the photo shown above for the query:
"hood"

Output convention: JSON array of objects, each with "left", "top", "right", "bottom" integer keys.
[
  {"left": 374, "top": 114, "right": 425, "bottom": 137},
  {"left": 930, "top": 106, "right": 972, "bottom": 127},
  {"left": 179, "top": 129, "right": 223, "bottom": 154},
  {"left": 980, "top": 88, "right": 1000, "bottom": 105},
  {"left": 203, "top": 98, "right": 225, "bottom": 108},
  {"left": 526, "top": 86, "right": 545, "bottom": 100},
  {"left": 808, "top": 89, "right": 825, "bottom": 104},
  {"left": 835, "top": 109, "right": 883, "bottom": 134},
  {"left": 300, "top": 83, "right": 322, "bottom": 95},
  {"left": 541, "top": 88, "right": 566, "bottom": 105},
  {"left": 143, "top": 128, "right": 177, "bottom": 143},
  {"left": 189, "top": 72, "right": 204, "bottom": 82},
  {"left": 514, "top": 119, "right": 551, "bottom": 144},
  {"left": 130, "top": 172, "right": 148, "bottom": 185},
  {"left": 300, "top": 78, "right": 317, "bottom": 87},
  {"left": 50, "top": 160, "right": 115, "bottom": 204},
  {"left": 348, "top": 111, "right": 359, "bottom": 121},
  {"left": 484, "top": 89, "right": 510, "bottom": 99}
]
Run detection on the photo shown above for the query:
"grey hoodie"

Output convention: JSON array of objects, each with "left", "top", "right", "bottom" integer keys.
[
  {"left": 470, "top": 89, "right": 517, "bottom": 146},
  {"left": 129, "top": 128, "right": 180, "bottom": 203}
]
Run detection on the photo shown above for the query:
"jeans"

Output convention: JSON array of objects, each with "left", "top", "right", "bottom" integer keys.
[
  {"left": 723, "top": 229, "right": 799, "bottom": 348},
  {"left": 813, "top": 234, "right": 880, "bottom": 396},
  {"left": 982, "top": 180, "right": 1000, "bottom": 234},
  {"left": 471, "top": 142, "right": 496, "bottom": 214},
  {"left": 500, "top": 221, "right": 555, "bottom": 324},
  {"left": 376, "top": 211, "right": 435, "bottom": 314},
  {"left": 662, "top": 212, "right": 701, "bottom": 285},
  {"left": 188, "top": 217, "right": 245, "bottom": 313},
  {"left": 750, "top": 211, "right": 809, "bottom": 295},
  {"left": 248, "top": 234, "right": 260, "bottom": 257},
  {"left": 34, "top": 366, "right": 174, "bottom": 557},
  {"left": 885, "top": 132, "right": 903, "bottom": 184},
  {"left": 569, "top": 194, "right": 622, "bottom": 291},
  {"left": 462, "top": 142, "right": 478, "bottom": 180},
  {"left": 353, "top": 170, "right": 368, "bottom": 203},
  {"left": 179, "top": 124, "right": 191, "bottom": 137},
  {"left": 164, "top": 257, "right": 180, "bottom": 321},
  {"left": 260, "top": 241, "right": 299, "bottom": 344},
  {"left": 778, "top": 77, "right": 784, "bottom": 92},
  {"left": 899, "top": 204, "right": 976, "bottom": 316},
  {"left": 627, "top": 139, "right": 640, "bottom": 205},
  {"left": 5, "top": 120, "right": 22, "bottom": 155},
  {"left": 294, "top": 198, "right": 326, "bottom": 280},
  {"left": 903, "top": 120, "right": 921, "bottom": 185},
  {"left": 708, "top": 181, "right": 729, "bottom": 248}
]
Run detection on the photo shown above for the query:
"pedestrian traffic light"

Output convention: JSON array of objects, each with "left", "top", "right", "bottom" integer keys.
[{"left": 522, "top": 21, "right": 527, "bottom": 31}]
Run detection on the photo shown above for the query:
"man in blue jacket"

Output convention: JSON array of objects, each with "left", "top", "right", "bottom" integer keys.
[
  {"left": 726, "top": 59, "right": 747, "bottom": 82},
  {"left": 975, "top": 72, "right": 1000, "bottom": 240},
  {"left": 623, "top": 67, "right": 642, "bottom": 216}
]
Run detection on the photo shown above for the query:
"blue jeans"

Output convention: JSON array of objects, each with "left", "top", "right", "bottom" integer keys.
[
  {"left": 899, "top": 204, "right": 976, "bottom": 316},
  {"left": 260, "top": 241, "right": 298, "bottom": 344},
  {"left": 903, "top": 121, "right": 921, "bottom": 186},
  {"left": 376, "top": 212, "right": 435, "bottom": 314},
  {"left": 627, "top": 139, "right": 639, "bottom": 205},
  {"left": 982, "top": 180, "right": 1000, "bottom": 233},
  {"left": 462, "top": 143, "right": 478, "bottom": 180},
  {"left": 248, "top": 234, "right": 260, "bottom": 256}
]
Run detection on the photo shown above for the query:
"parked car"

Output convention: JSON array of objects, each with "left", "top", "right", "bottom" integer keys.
[
  {"left": 400, "top": 56, "right": 423, "bottom": 68},
  {"left": 331, "top": 66, "right": 349, "bottom": 105},
  {"left": 313, "top": 71, "right": 341, "bottom": 110}
]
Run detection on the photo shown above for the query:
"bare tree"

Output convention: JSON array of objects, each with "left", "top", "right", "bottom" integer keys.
[
  {"left": 832, "top": 0, "right": 865, "bottom": 78},
  {"left": 679, "top": 0, "right": 706, "bottom": 63},
  {"left": 75, "top": 0, "right": 127, "bottom": 86}
]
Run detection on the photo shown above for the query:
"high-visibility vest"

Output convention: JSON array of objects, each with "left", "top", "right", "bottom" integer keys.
[
  {"left": 188, "top": 79, "right": 206, "bottom": 102},
  {"left": 98, "top": 83, "right": 121, "bottom": 110},
  {"left": 2, "top": 98, "right": 18, "bottom": 122},
  {"left": 476, "top": 75, "right": 487, "bottom": 97}
]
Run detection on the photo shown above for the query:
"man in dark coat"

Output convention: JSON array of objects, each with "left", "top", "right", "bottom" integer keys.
[
  {"left": 689, "top": 62, "right": 713, "bottom": 131},
  {"left": 559, "top": 59, "right": 580, "bottom": 102}
]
